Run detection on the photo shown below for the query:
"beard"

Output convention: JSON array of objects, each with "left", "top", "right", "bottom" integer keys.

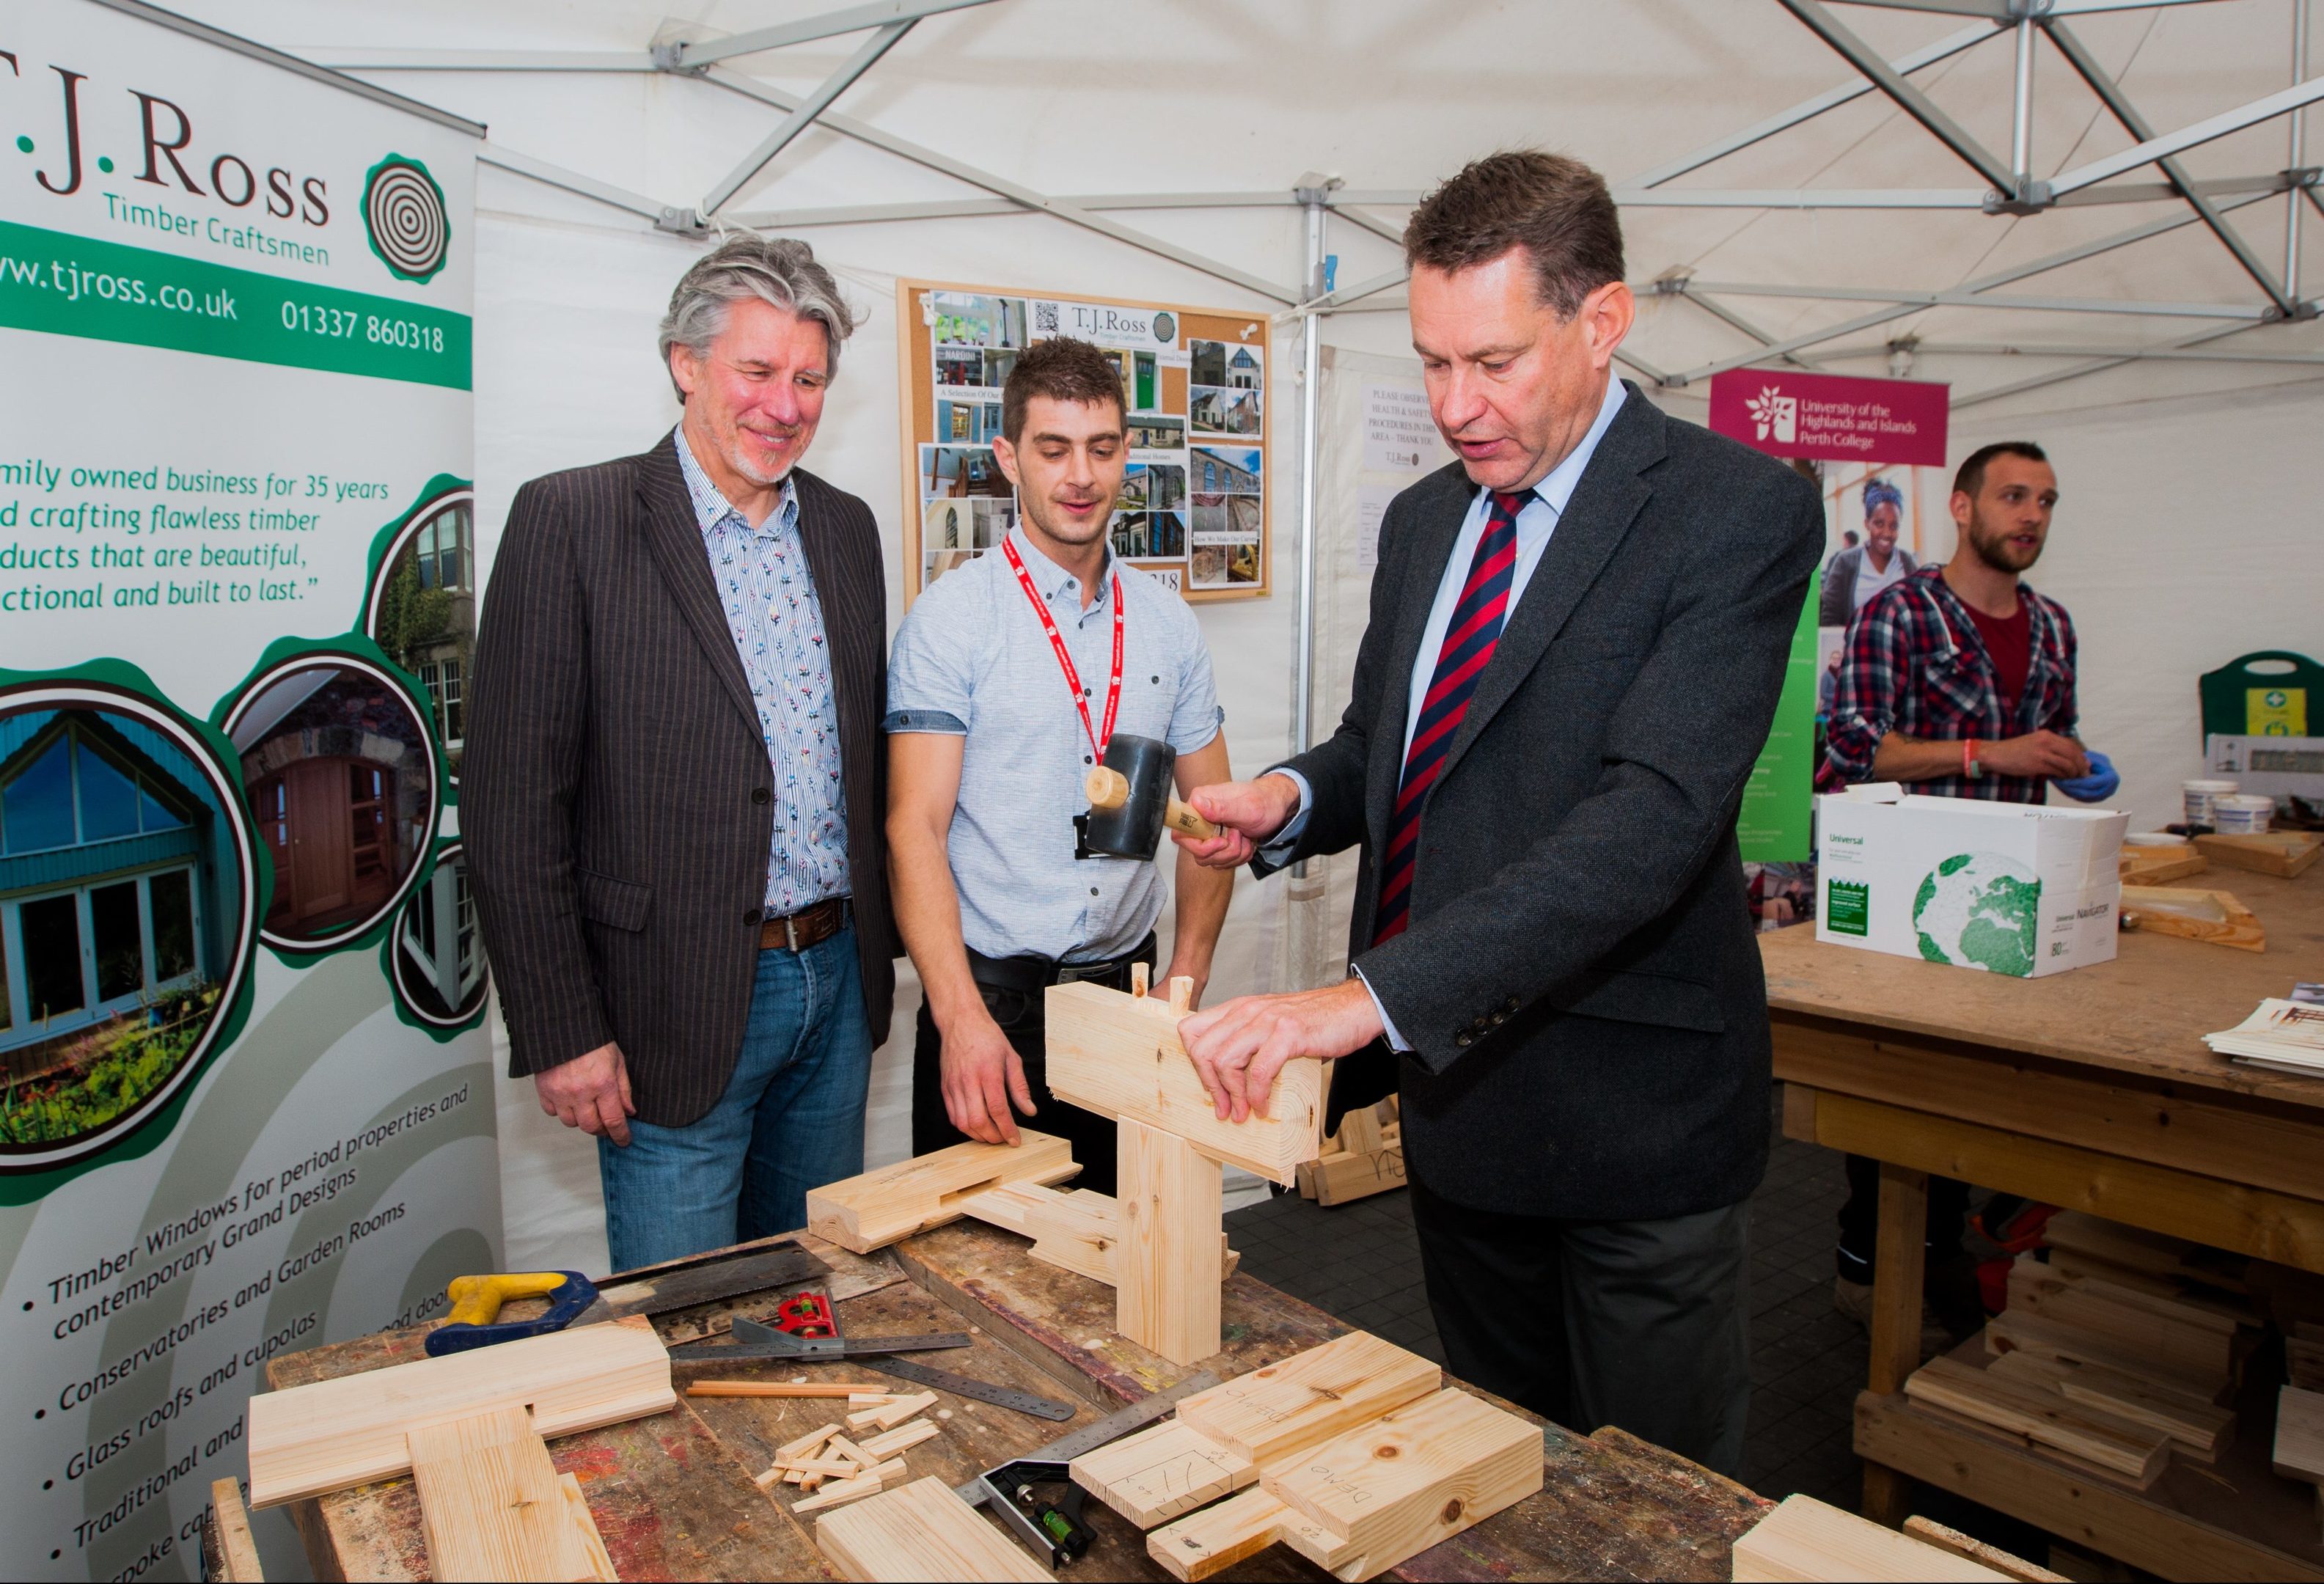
[
  {"left": 1963, "top": 509, "right": 2043, "bottom": 574},
  {"left": 714, "top": 412, "right": 803, "bottom": 486}
]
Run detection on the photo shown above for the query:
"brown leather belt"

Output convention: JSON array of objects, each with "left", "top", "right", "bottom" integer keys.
[{"left": 760, "top": 897, "right": 849, "bottom": 952}]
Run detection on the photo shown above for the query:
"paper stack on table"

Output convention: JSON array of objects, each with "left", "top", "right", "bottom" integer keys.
[{"left": 2204, "top": 999, "right": 2324, "bottom": 1074}]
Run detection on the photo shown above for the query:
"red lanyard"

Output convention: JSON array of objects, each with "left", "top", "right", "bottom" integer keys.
[{"left": 1002, "top": 536, "right": 1123, "bottom": 761}]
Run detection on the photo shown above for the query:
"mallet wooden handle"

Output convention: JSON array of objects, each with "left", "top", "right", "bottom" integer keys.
[{"left": 1085, "top": 766, "right": 1220, "bottom": 840}]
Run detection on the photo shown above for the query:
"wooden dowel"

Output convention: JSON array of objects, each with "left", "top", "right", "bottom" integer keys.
[
  {"left": 686, "top": 1381, "right": 895, "bottom": 1398},
  {"left": 1169, "top": 976, "right": 1194, "bottom": 1016}
]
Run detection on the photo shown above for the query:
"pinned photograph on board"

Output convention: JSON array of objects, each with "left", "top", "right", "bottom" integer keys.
[
  {"left": 0, "top": 691, "right": 250, "bottom": 1162},
  {"left": 390, "top": 843, "right": 488, "bottom": 1027},
  {"left": 227, "top": 657, "right": 439, "bottom": 952},
  {"left": 1191, "top": 386, "right": 1261, "bottom": 436},
  {"left": 920, "top": 443, "right": 1013, "bottom": 502},
  {"left": 972, "top": 497, "right": 1016, "bottom": 549},
  {"left": 365, "top": 491, "right": 474, "bottom": 782},
  {"left": 923, "top": 548, "right": 978, "bottom": 587},
  {"left": 936, "top": 397, "right": 1005, "bottom": 445},
  {"left": 929, "top": 291, "right": 1027, "bottom": 350},
  {"left": 1110, "top": 510, "right": 1185, "bottom": 561},
  {"left": 1126, "top": 413, "right": 1184, "bottom": 452},
  {"left": 1121, "top": 461, "right": 1187, "bottom": 513},
  {"left": 1192, "top": 446, "right": 1261, "bottom": 496},
  {"left": 1226, "top": 542, "right": 1261, "bottom": 584},
  {"left": 1190, "top": 494, "right": 1229, "bottom": 540},
  {"left": 1190, "top": 544, "right": 1228, "bottom": 587}
]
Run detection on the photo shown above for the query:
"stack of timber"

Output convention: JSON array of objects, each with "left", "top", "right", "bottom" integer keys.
[
  {"left": 1295, "top": 1096, "right": 1405, "bottom": 1206},
  {"left": 244, "top": 1316, "right": 673, "bottom": 1581},
  {"left": 2041, "top": 1211, "right": 2254, "bottom": 1316},
  {"left": 2273, "top": 1385, "right": 2324, "bottom": 1539},
  {"left": 1902, "top": 1251, "right": 2240, "bottom": 1489},
  {"left": 1729, "top": 1493, "right": 2036, "bottom": 1580},
  {"left": 1060, "top": 1330, "right": 1542, "bottom": 1582}
]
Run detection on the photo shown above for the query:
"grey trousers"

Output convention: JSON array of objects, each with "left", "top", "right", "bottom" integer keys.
[{"left": 1408, "top": 1177, "right": 1752, "bottom": 1474}]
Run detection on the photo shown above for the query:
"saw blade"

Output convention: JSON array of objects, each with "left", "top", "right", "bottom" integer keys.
[
  {"left": 666, "top": 1329, "right": 972, "bottom": 1362},
  {"left": 868, "top": 1356, "right": 1077, "bottom": 1420}
]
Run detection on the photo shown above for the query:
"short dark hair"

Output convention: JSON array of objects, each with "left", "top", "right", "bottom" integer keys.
[
  {"left": 1403, "top": 150, "right": 1625, "bottom": 318},
  {"left": 1952, "top": 441, "right": 2049, "bottom": 499},
  {"left": 1002, "top": 337, "right": 1126, "bottom": 442}
]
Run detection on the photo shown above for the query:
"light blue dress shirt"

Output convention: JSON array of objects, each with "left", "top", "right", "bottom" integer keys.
[
  {"left": 884, "top": 529, "right": 1222, "bottom": 964},
  {"left": 675, "top": 425, "right": 851, "bottom": 914},
  {"left": 1275, "top": 373, "right": 1628, "bottom": 1046}
]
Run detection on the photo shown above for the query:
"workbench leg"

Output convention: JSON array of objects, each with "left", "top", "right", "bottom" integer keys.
[
  {"left": 1116, "top": 1117, "right": 1222, "bottom": 1366},
  {"left": 1861, "top": 1162, "right": 1928, "bottom": 1527}
]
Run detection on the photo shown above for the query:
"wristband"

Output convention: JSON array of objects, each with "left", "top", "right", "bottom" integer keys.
[{"left": 1962, "top": 737, "right": 1982, "bottom": 780}]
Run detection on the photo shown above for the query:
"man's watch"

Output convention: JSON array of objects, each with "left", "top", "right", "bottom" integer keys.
[{"left": 1962, "top": 736, "right": 1984, "bottom": 780}]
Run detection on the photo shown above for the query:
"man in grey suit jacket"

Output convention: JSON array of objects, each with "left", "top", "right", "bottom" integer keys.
[
  {"left": 1178, "top": 153, "right": 1819, "bottom": 1473},
  {"left": 466, "top": 237, "right": 894, "bottom": 1269}
]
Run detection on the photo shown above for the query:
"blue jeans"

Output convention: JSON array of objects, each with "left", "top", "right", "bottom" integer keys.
[{"left": 598, "top": 926, "right": 870, "bottom": 1272}]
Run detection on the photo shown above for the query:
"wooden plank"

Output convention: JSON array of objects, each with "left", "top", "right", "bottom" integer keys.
[
  {"left": 1865, "top": 1154, "right": 1928, "bottom": 1525},
  {"left": 950, "top": 1179, "right": 1239, "bottom": 1286},
  {"left": 1175, "top": 1330, "right": 1441, "bottom": 1464},
  {"left": 1903, "top": 1355, "right": 2169, "bottom": 1485},
  {"left": 1045, "top": 981, "right": 1323, "bottom": 1184},
  {"left": 2195, "top": 832, "right": 2321, "bottom": 879},
  {"left": 813, "top": 1475, "right": 1051, "bottom": 1582},
  {"left": 2006, "top": 1258, "right": 2237, "bottom": 1379},
  {"left": 2047, "top": 1211, "right": 2253, "bottom": 1293},
  {"left": 247, "top": 1315, "right": 674, "bottom": 1508},
  {"left": 1986, "top": 1309, "right": 2229, "bottom": 1401},
  {"left": 804, "top": 1132, "right": 1079, "bottom": 1253},
  {"left": 1311, "top": 1145, "right": 1406, "bottom": 1206},
  {"left": 854, "top": 1420, "right": 940, "bottom": 1459},
  {"left": 1986, "top": 1348, "right": 2235, "bottom": 1458},
  {"left": 211, "top": 1478, "right": 265, "bottom": 1583},
  {"left": 2120, "top": 847, "right": 2209, "bottom": 886},
  {"left": 1262, "top": 1386, "right": 1544, "bottom": 1575},
  {"left": 1778, "top": 1023, "right": 2324, "bottom": 1206},
  {"left": 1790, "top": 1085, "right": 2324, "bottom": 1274},
  {"left": 1116, "top": 1117, "right": 1224, "bottom": 1365},
  {"left": 2278, "top": 1385, "right": 2324, "bottom": 1483},
  {"left": 1733, "top": 1493, "right": 2009, "bottom": 1580},
  {"left": 1858, "top": 1387, "right": 2324, "bottom": 1583},
  {"left": 406, "top": 1405, "right": 590, "bottom": 1584},
  {"left": 2120, "top": 885, "right": 2268, "bottom": 953},
  {"left": 688, "top": 1381, "right": 899, "bottom": 1398},
  {"left": 1902, "top": 1514, "right": 2067, "bottom": 1581},
  {"left": 557, "top": 1474, "right": 617, "bottom": 1584},
  {"left": 1070, "top": 1419, "right": 1256, "bottom": 1528}
]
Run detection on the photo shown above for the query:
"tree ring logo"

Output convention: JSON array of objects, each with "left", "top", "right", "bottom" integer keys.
[{"left": 363, "top": 155, "right": 450, "bottom": 283}]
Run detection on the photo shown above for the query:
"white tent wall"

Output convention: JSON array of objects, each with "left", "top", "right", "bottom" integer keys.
[{"left": 168, "top": 0, "right": 2323, "bottom": 1272}]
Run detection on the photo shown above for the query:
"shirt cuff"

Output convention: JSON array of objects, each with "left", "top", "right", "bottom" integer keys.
[
  {"left": 1258, "top": 769, "right": 1313, "bottom": 859},
  {"left": 1351, "top": 965, "right": 1411, "bottom": 1053},
  {"left": 883, "top": 707, "right": 967, "bottom": 734}
]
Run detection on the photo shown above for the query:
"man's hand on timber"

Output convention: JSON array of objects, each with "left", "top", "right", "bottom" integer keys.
[
  {"left": 535, "top": 1041, "right": 637, "bottom": 1146},
  {"left": 1178, "top": 979, "right": 1384, "bottom": 1123},
  {"left": 1174, "top": 774, "right": 1302, "bottom": 870},
  {"left": 940, "top": 1010, "right": 1038, "bottom": 1146}
]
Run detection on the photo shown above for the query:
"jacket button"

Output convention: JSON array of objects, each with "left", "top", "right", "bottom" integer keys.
[
  {"left": 1502, "top": 996, "right": 1519, "bottom": 1013},
  {"left": 1489, "top": 1011, "right": 1507, "bottom": 1027},
  {"left": 751, "top": 787, "right": 771, "bottom": 804},
  {"left": 743, "top": 907, "right": 764, "bottom": 926},
  {"left": 1454, "top": 1030, "right": 1473, "bottom": 1049}
]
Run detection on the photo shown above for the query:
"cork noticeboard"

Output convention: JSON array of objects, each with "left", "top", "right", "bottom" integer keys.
[{"left": 896, "top": 278, "right": 1272, "bottom": 606}]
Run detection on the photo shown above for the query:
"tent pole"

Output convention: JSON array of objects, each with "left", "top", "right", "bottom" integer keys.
[
  {"left": 2011, "top": 15, "right": 2037, "bottom": 190},
  {"left": 2292, "top": 0, "right": 2312, "bottom": 304},
  {"left": 1291, "top": 186, "right": 1332, "bottom": 853}
]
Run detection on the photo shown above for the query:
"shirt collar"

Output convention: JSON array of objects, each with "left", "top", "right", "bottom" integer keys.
[
  {"left": 1494, "top": 374, "right": 1627, "bottom": 518},
  {"left": 673, "top": 422, "right": 797, "bottom": 538},
  {"left": 1008, "top": 526, "right": 1117, "bottom": 607}
]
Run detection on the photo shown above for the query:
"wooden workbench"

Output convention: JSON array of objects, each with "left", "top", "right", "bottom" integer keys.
[
  {"left": 256, "top": 1220, "right": 1769, "bottom": 1581},
  {"left": 1762, "top": 859, "right": 2324, "bottom": 1580}
]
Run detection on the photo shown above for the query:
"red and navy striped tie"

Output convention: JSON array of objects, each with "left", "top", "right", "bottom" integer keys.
[{"left": 1373, "top": 489, "right": 1527, "bottom": 944}]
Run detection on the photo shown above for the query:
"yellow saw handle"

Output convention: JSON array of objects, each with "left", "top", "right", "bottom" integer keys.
[{"left": 443, "top": 1272, "right": 571, "bottom": 1327}]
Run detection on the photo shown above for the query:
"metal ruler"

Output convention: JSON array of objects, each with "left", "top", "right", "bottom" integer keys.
[
  {"left": 866, "top": 1355, "right": 1079, "bottom": 1420},
  {"left": 952, "top": 1370, "right": 1224, "bottom": 1498}
]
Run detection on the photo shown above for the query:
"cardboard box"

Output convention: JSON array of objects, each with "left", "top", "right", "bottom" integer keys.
[{"left": 1816, "top": 786, "right": 2127, "bottom": 978}]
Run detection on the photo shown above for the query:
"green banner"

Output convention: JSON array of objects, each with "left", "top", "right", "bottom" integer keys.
[
  {"left": 0, "top": 217, "right": 470, "bottom": 390},
  {"left": 1738, "top": 571, "right": 1819, "bottom": 862}
]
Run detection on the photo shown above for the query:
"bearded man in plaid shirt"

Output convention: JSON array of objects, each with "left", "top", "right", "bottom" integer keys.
[{"left": 1822, "top": 439, "right": 2119, "bottom": 1336}]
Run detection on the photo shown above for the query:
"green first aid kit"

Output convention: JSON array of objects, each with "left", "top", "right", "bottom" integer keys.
[
  {"left": 1816, "top": 788, "right": 2127, "bottom": 978},
  {"left": 2201, "top": 651, "right": 2323, "bottom": 741}
]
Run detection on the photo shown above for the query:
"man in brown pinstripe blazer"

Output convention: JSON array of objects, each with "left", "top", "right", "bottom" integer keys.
[{"left": 466, "top": 237, "right": 895, "bottom": 1269}]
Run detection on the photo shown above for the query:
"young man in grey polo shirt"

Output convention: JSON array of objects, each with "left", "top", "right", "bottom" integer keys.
[{"left": 887, "top": 337, "right": 1233, "bottom": 1194}]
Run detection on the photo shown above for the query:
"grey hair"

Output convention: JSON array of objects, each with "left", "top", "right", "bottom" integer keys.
[{"left": 658, "top": 233, "right": 859, "bottom": 400}]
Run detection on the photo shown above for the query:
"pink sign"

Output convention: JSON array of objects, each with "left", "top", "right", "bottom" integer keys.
[{"left": 1707, "top": 370, "right": 1949, "bottom": 466}]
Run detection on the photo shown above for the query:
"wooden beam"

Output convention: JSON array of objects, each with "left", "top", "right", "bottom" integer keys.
[
  {"left": 1900, "top": 1515, "right": 2066, "bottom": 1581},
  {"left": 1863, "top": 1160, "right": 1928, "bottom": 1525},
  {"left": 1904, "top": 1356, "right": 2168, "bottom": 1485},
  {"left": 1174, "top": 1330, "right": 1440, "bottom": 1464},
  {"left": 246, "top": 1316, "right": 672, "bottom": 1508},
  {"left": 1734, "top": 1493, "right": 2011, "bottom": 1580},
  {"left": 1071, "top": 1419, "right": 1257, "bottom": 1528},
  {"left": 557, "top": 1473, "right": 617, "bottom": 1583},
  {"left": 813, "top": 1475, "right": 1052, "bottom": 1581},
  {"left": 1117, "top": 1117, "right": 1223, "bottom": 1365},
  {"left": 950, "top": 1179, "right": 1239, "bottom": 1286},
  {"left": 804, "top": 1132, "right": 1079, "bottom": 1253},
  {"left": 1045, "top": 981, "right": 1322, "bottom": 1184},
  {"left": 1788, "top": 1085, "right": 2324, "bottom": 1273},
  {"left": 2276, "top": 1385, "right": 2324, "bottom": 1484},
  {"left": 406, "top": 1405, "right": 594, "bottom": 1583},
  {"left": 1145, "top": 1484, "right": 1291, "bottom": 1582},
  {"left": 1775, "top": 1022, "right": 2324, "bottom": 1203},
  {"left": 1985, "top": 1350, "right": 2233, "bottom": 1459}
]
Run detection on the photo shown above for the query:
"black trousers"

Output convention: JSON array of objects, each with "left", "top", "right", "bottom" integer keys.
[
  {"left": 1408, "top": 1176, "right": 1752, "bottom": 1476},
  {"left": 1836, "top": 1154, "right": 1968, "bottom": 1283},
  {"left": 910, "top": 936, "right": 1155, "bottom": 1199}
]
